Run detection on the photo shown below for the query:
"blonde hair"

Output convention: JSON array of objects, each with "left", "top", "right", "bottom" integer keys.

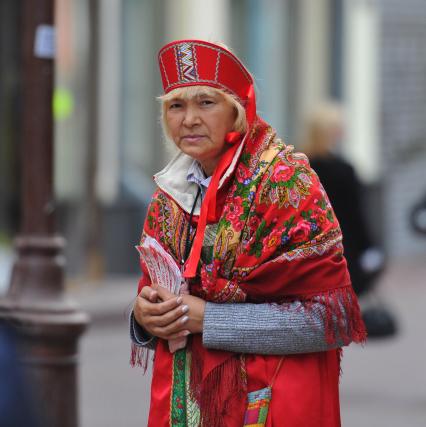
[
  {"left": 301, "top": 101, "right": 345, "bottom": 158},
  {"left": 158, "top": 85, "right": 247, "bottom": 140}
]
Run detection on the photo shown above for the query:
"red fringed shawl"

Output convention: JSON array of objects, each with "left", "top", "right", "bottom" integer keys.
[{"left": 133, "top": 118, "right": 366, "bottom": 427}]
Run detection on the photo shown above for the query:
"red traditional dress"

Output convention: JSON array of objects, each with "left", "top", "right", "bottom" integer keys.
[{"left": 132, "top": 40, "right": 366, "bottom": 427}]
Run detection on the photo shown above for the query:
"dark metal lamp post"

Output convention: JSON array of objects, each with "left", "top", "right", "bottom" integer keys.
[{"left": 0, "top": 1, "right": 89, "bottom": 426}]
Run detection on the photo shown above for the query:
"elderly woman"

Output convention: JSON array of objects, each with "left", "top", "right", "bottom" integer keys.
[{"left": 131, "top": 40, "right": 366, "bottom": 427}]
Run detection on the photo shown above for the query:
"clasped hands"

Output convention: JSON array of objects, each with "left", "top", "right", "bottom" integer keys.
[{"left": 133, "top": 285, "right": 206, "bottom": 340}]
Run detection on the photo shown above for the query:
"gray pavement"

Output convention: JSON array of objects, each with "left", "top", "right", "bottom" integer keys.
[
  {"left": 71, "top": 277, "right": 150, "bottom": 427},
  {"left": 73, "top": 256, "right": 426, "bottom": 427},
  {"left": 340, "top": 257, "right": 426, "bottom": 427}
]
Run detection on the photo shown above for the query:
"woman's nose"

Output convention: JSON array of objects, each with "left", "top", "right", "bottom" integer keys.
[{"left": 182, "top": 106, "right": 201, "bottom": 127}]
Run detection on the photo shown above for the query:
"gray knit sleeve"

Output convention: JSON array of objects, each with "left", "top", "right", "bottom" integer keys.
[
  {"left": 130, "top": 299, "right": 348, "bottom": 355},
  {"left": 202, "top": 300, "right": 347, "bottom": 355},
  {"left": 129, "top": 312, "right": 157, "bottom": 350}
]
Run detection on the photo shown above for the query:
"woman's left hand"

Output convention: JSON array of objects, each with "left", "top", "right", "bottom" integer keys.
[{"left": 154, "top": 286, "right": 206, "bottom": 334}]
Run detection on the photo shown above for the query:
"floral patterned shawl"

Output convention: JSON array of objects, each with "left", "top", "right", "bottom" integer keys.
[{"left": 133, "top": 117, "right": 366, "bottom": 427}]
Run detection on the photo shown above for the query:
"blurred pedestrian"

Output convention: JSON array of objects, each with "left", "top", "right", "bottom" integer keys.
[
  {"left": 130, "top": 41, "right": 366, "bottom": 427},
  {"left": 0, "top": 321, "right": 40, "bottom": 427},
  {"left": 301, "top": 100, "right": 397, "bottom": 337}
]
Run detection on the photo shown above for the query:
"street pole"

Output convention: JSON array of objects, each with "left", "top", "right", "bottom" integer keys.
[{"left": 0, "top": 1, "right": 89, "bottom": 426}]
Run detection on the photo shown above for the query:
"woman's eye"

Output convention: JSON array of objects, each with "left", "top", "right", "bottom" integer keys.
[
  {"left": 169, "top": 102, "right": 182, "bottom": 109},
  {"left": 200, "top": 99, "right": 214, "bottom": 106}
]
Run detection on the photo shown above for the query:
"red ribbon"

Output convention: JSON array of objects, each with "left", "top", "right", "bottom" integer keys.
[
  {"left": 184, "top": 140, "right": 242, "bottom": 278},
  {"left": 225, "top": 131, "right": 242, "bottom": 145}
]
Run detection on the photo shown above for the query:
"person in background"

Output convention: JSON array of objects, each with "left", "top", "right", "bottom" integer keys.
[
  {"left": 0, "top": 321, "right": 40, "bottom": 427},
  {"left": 301, "top": 101, "right": 397, "bottom": 337},
  {"left": 130, "top": 41, "right": 366, "bottom": 427}
]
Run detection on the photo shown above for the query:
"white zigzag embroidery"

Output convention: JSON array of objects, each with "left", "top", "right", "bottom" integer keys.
[{"left": 177, "top": 43, "right": 197, "bottom": 82}]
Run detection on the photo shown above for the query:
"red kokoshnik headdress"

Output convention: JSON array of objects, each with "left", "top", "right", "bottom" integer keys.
[
  {"left": 158, "top": 39, "right": 256, "bottom": 125},
  {"left": 158, "top": 40, "right": 257, "bottom": 277}
]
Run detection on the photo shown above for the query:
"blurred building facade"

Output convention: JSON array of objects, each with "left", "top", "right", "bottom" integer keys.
[
  {"left": 0, "top": 0, "right": 20, "bottom": 293},
  {"left": 379, "top": 0, "right": 426, "bottom": 257},
  {"left": 0, "top": 0, "right": 425, "bottom": 282},
  {"left": 0, "top": 1, "right": 20, "bottom": 241}
]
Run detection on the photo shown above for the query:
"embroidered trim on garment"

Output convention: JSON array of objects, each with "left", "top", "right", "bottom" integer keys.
[
  {"left": 170, "top": 349, "right": 187, "bottom": 426},
  {"left": 185, "top": 350, "right": 201, "bottom": 427},
  {"left": 165, "top": 80, "right": 244, "bottom": 100}
]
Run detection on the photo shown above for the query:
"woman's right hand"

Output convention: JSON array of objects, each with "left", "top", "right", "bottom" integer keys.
[{"left": 133, "top": 286, "right": 191, "bottom": 340}]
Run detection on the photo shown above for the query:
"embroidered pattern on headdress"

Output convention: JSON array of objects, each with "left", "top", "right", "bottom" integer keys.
[
  {"left": 176, "top": 42, "right": 198, "bottom": 83},
  {"left": 159, "top": 40, "right": 253, "bottom": 103},
  {"left": 214, "top": 51, "right": 221, "bottom": 82}
]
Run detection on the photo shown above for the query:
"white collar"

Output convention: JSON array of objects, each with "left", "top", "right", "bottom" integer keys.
[
  {"left": 187, "top": 160, "right": 212, "bottom": 193},
  {"left": 153, "top": 138, "right": 246, "bottom": 214}
]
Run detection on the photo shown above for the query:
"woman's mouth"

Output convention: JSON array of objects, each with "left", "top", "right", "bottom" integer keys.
[{"left": 182, "top": 134, "right": 205, "bottom": 143}]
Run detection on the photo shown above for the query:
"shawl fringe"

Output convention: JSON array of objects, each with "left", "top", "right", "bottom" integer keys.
[
  {"left": 130, "top": 343, "right": 151, "bottom": 373},
  {"left": 190, "top": 349, "right": 246, "bottom": 427},
  {"left": 278, "top": 285, "right": 367, "bottom": 347},
  {"left": 322, "top": 285, "right": 367, "bottom": 346}
]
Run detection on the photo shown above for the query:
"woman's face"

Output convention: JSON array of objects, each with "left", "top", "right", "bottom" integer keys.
[{"left": 165, "top": 90, "right": 236, "bottom": 176}]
